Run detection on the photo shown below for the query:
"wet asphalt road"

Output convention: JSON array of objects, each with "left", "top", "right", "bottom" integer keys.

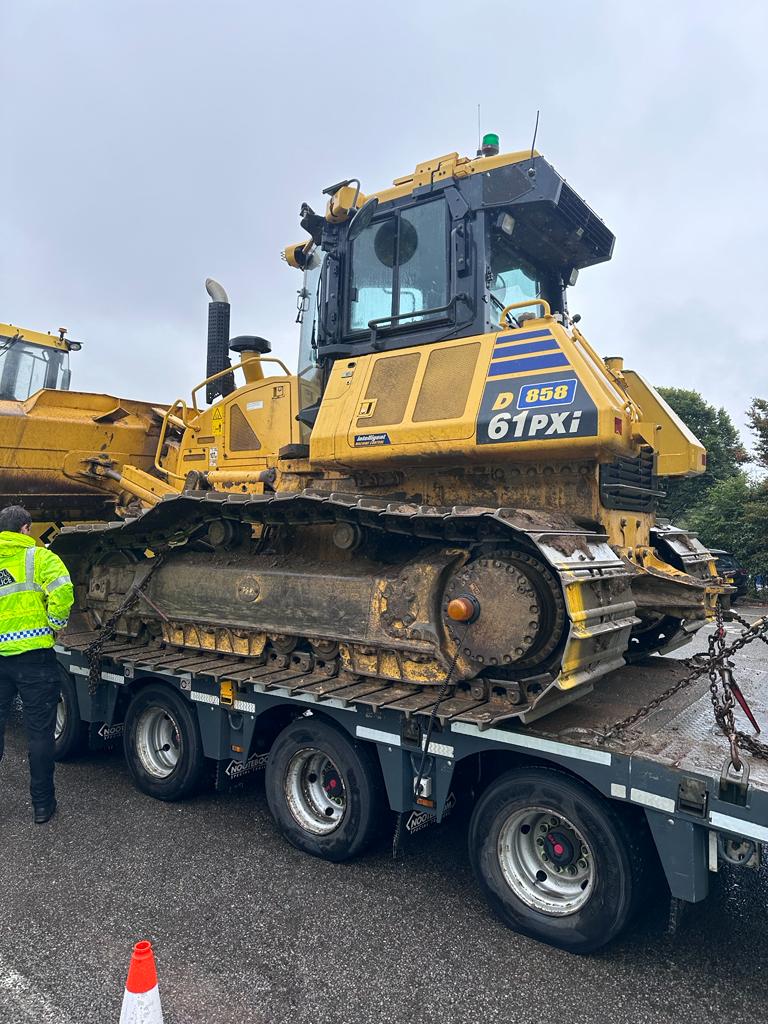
[{"left": 1, "top": 615, "right": 768, "bottom": 1023}]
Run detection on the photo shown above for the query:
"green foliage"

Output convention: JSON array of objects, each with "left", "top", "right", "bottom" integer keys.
[
  {"left": 747, "top": 398, "right": 768, "bottom": 472},
  {"left": 655, "top": 388, "right": 768, "bottom": 579},
  {"left": 656, "top": 387, "right": 749, "bottom": 523},
  {"left": 686, "top": 475, "right": 764, "bottom": 573}
]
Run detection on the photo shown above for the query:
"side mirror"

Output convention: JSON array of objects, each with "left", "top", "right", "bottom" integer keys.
[{"left": 347, "top": 197, "right": 379, "bottom": 241}]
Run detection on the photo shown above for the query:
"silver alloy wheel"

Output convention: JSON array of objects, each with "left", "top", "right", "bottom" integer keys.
[
  {"left": 54, "top": 696, "right": 66, "bottom": 741},
  {"left": 497, "top": 806, "right": 595, "bottom": 915},
  {"left": 135, "top": 705, "right": 182, "bottom": 779},
  {"left": 284, "top": 747, "right": 347, "bottom": 835}
]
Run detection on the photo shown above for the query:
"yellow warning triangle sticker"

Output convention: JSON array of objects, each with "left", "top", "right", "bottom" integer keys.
[{"left": 212, "top": 407, "right": 223, "bottom": 421}]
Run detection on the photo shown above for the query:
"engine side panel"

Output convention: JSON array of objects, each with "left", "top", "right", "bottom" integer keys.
[{"left": 310, "top": 317, "right": 636, "bottom": 470}]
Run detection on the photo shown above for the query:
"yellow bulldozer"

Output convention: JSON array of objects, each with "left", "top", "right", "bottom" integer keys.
[
  {"left": 0, "top": 319, "right": 164, "bottom": 526},
  {"left": 6, "top": 135, "right": 726, "bottom": 722}
]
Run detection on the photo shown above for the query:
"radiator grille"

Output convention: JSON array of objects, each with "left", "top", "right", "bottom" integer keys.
[
  {"left": 600, "top": 450, "right": 663, "bottom": 511},
  {"left": 357, "top": 353, "right": 420, "bottom": 427},
  {"left": 229, "top": 404, "right": 261, "bottom": 451},
  {"left": 413, "top": 343, "right": 480, "bottom": 422}
]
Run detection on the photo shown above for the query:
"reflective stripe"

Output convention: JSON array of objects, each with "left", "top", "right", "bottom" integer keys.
[
  {"left": 25, "top": 547, "right": 36, "bottom": 583},
  {"left": 0, "top": 627, "right": 53, "bottom": 643},
  {"left": 0, "top": 581, "right": 42, "bottom": 598},
  {"left": 45, "top": 574, "right": 72, "bottom": 593},
  {"left": 48, "top": 615, "right": 68, "bottom": 628}
]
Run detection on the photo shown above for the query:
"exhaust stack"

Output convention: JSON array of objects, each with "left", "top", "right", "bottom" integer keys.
[{"left": 205, "top": 278, "right": 235, "bottom": 403}]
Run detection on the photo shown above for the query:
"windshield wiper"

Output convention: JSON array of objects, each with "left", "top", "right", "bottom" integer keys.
[{"left": 489, "top": 293, "right": 519, "bottom": 328}]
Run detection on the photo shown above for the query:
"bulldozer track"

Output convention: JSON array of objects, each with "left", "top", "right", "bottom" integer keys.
[{"left": 56, "top": 488, "right": 639, "bottom": 723}]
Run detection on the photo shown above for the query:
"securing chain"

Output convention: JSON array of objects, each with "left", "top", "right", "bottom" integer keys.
[
  {"left": 602, "top": 603, "right": 768, "bottom": 769},
  {"left": 84, "top": 553, "right": 165, "bottom": 695}
]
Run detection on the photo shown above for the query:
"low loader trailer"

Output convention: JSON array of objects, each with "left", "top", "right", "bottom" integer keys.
[{"left": 52, "top": 617, "right": 768, "bottom": 954}]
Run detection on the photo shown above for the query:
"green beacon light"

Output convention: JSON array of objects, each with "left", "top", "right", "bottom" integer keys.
[{"left": 481, "top": 132, "right": 500, "bottom": 157}]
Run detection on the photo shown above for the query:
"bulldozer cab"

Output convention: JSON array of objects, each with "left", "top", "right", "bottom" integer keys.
[
  {"left": 301, "top": 146, "right": 614, "bottom": 367},
  {"left": 0, "top": 323, "right": 77, "bottom": 401}
]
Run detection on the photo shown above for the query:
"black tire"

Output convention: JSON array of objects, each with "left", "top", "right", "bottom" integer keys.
[
  {"left": 54, "top": 670, "right": 89, "bottom": 761},
  {"left": 265, "top": 717, "right": 385, "bottom": 862},
  {"left": 123, "top": 684, "right": 206, "bottom": 800},
  {"left": 469, "top": 767, "right": 646, "bottom": 953}
]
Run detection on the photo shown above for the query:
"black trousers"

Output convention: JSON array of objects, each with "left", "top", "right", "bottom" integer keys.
[{"left": 0, "top": 648, "right": 59, "bottom": 806}]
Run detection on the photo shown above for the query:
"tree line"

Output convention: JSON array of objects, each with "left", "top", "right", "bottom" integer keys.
[{"left": 657, "top": 389, "right": 768, "bottom": 583}]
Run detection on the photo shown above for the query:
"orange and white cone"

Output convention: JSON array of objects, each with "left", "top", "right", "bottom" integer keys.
[{"left": 119, "top": 940, "right": 164, "bottom": 1023}]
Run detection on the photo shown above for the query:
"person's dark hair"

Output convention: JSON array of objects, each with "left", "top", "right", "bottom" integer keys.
[{"left": 0, "top": 505, "right": 32, "bottom": 533}]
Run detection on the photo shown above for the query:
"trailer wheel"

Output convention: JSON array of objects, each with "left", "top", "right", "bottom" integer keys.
[
  {"left": 266, "top": 717, "right": 384, "bottom": 862},
  {"left": 54, "top": 671, "right": 89, "bottom": 761},
  {"left": 469, "top": 767, "right": 643, "bottom": 953},
  {"left": 123, "top": 684, "right": 206, "bottom": 800}
]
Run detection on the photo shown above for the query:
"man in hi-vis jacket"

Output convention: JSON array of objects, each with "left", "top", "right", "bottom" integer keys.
[{"left": 0, "top": 505, "right": 73, "bottom": 823}]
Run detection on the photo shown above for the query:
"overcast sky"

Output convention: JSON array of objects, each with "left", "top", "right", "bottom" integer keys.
[{"left": 2, "top": 1, "right": 766, "bottom": 449}]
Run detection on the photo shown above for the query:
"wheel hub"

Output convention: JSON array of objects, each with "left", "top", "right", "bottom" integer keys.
[
  {"left": 285, "top": 748, "right": 347, "bottom": 836},
  {"left": 135, "top": 706, "right": 182, "bottom": 779},
  {"left": 545, "top": 830, "right": 575, "bottom": 867},
  {"left": 498, "top": 807, "right": 594, "bottom": 915}
]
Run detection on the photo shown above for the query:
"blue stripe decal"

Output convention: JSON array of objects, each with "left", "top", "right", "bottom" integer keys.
[
  {"left": 487, "top": 352, "right": 571, "bottom": 377},
  {"left": 497, "top": 329, "right": 552, "bottom": 342},
  {"left": 493, "top": 339, "right": 560, "bottom": 357}
]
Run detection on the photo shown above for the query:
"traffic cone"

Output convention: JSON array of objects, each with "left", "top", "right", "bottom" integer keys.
[{"left": 119, "top": 940, "right": 164, "bottom": 1023}]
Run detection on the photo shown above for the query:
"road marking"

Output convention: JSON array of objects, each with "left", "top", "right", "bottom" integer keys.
[{"left": 0, "top": 956, "right": 76, "bottom": 1023}]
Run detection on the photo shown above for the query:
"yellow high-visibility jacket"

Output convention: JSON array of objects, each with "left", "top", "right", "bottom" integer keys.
[{"left": 0, "top": 531, "right": 74, "bottom": 656}]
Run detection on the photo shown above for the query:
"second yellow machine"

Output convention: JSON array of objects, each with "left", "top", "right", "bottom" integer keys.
[{"left": 53, "top": 134, "right": 723, "bottom": 723}]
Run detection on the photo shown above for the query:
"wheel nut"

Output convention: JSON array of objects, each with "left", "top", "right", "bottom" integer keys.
[{"left": 578, "top": 858, "right": 588, "bottom": 870}]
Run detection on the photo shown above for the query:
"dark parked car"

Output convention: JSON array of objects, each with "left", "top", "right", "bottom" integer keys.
[{"left": 710, "top": 549, "right": 749, "bottom": 602}]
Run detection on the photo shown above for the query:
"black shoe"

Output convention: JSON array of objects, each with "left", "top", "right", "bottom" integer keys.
[{"left": 33, "top": 799, "right": 57, "bottom": 824}]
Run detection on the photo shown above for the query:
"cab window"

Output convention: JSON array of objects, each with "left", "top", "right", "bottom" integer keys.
[
  {"left": 347, "top": 200, "right": 448, "bottom": 334},
  {"left": 489, "top": 227, "right": 541, "bottom": 315},
  {"left": 0, "top": 339, "right": 70, "bottom": 401}
]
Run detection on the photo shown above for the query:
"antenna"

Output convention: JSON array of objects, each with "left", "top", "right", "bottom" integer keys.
[
  {"left": 477, "top": 103, "right": 482, "bottom": 154},
  {"left": 528, "top": 109, "right": 540, "bottom": 178}
]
